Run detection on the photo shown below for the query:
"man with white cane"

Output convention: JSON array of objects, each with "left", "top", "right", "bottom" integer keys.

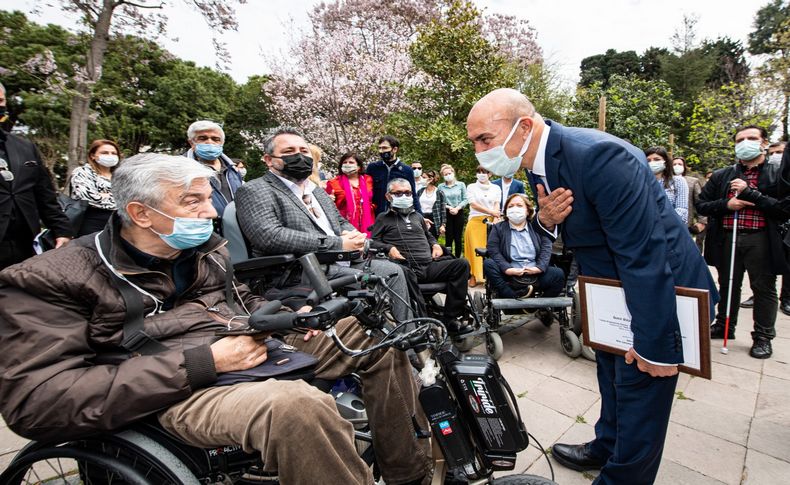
[{"left": 697, "top": 125, "right": 790, "bottom": 359}]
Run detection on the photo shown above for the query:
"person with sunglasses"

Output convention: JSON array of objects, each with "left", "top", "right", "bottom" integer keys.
[{"left": 0, "top": 82, "right": 72, "bottom": 269}]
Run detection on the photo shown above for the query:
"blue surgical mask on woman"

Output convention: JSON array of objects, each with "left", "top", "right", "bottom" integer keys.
[
  {"left": 147, "top": 206, "right": 214, "bottom": 250},
  {"left": 195, "top": 143, "right": 224, "bottom": 161}
]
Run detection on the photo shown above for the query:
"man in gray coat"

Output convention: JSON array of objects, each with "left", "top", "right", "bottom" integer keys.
[{"left": 235, "top": 127, "right": 413, "bottom": 321}]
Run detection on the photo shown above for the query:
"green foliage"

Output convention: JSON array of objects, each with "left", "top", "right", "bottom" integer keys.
[
  {"left": 387, "top": 0, "right": 520, "bottom": 179},
  {"left": 701, "top": 37, "right": 750, "bottom": 87},
  {"left": 748, "top": 0, "right": 790, "bottom": 55},
  {"left": 567, "top": 74, "right": 682, "bottom": 149},
  {"left": 579, "top": 49, "right": 642, "bottom": 88},
  {"left": 686, "top": 83, "right": 776, "bottom": 172}
]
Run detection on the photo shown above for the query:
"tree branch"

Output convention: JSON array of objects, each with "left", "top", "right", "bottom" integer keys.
[{"left": 117, "top": 0, "right": 164, "bottom": 9}]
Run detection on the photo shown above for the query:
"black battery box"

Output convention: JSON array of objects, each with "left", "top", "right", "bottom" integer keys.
[{"left": 444, "top": 352, "right": 529, "bottom": 470}]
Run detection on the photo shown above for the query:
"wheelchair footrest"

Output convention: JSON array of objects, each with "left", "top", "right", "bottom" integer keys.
[{"left": 491, "top": 297, "right": 573, "bottom": 310}]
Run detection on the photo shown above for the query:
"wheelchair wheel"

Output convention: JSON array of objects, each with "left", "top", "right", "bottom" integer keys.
[
  {"left": 486, "top": 332, "right": 504, "bottom": 361},
  {"left": 490, "top": 473, "right": 559, "bottom": 484},
  {"left": 1, "top": 444, "right": 152, "bottom": 485},
  {"left": 561, "top": 329, "right": 582, "bottom": 358},
  {"left": 579, "top": 333, "right": 596, "bottom": 361},
  {"left": 453, "top": 335, "right": 477, "bottom": 352}
]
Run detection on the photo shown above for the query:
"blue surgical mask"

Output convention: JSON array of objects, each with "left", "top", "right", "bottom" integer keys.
[
  {"left": 735, "top": 140, "right": 763, "bottom": 162},
  {"left": 147, "top": 206, "right": 214, "bottom": 250},
  {"left": 475, "top": 118, "right": 532, "bottom": 176},
  {"left": 195, "top": 143, "right": 224, "bottom": 161}
]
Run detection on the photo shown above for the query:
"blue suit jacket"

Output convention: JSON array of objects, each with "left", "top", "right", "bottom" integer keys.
[
  {"left": 492, "top": 177, "right": 526, "bottom": 205},
  {"left": 535, "top": 121, "right": 718, "bottom": 364}
]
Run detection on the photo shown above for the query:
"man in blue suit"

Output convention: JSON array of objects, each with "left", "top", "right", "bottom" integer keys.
[
  {"left": 491, "top": 173, "right": 526, "bottom": 211},
  {"left": 467, "top": 89, "right": 717, "bottom": 485}
]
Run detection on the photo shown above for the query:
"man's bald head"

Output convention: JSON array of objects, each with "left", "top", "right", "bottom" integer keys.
[{"left": 469, "top": 88, "right": 536, "bottom": 125}]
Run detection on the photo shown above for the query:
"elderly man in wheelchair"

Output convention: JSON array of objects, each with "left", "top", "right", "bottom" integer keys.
[
  {"left": 0, "top": 154, "right": 431, "bottom": 485},
  {"left": 368, "top": 178, "right": 472, "bottom": 333}
]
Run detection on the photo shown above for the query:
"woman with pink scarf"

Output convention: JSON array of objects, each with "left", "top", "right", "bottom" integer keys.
[{"left": 326, "top": 152, "right": 376, "bottom": 235}]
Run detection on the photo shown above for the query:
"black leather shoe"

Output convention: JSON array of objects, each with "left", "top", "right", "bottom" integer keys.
[
  {"left": 551, "top": 442, "right": 607, "bottom": 471},
  {"left": 781, "top": 301, "right": 790, "bottom": 316},
  {"left": 710, "top": 323, "right": 735, "bottom": 340},
  {"left": 750, "top": 338, "right": 772, "bottom": 359},
  {"left": 445, "top": 317, "right": 472, "bottom": 335},
  {"left": 740, "top": 296, "right": 754, "bottom": 308}
]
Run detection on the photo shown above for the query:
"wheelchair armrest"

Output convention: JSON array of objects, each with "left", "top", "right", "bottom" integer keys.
[
  {"left": 233, "top": 254, "right": 296, "bottom": 280},
  {"left": 474, "top": 248, "right": 488, "bottom": 258},
  {"left": 314, "top": 250, "right": 360, "bottom": 264}
]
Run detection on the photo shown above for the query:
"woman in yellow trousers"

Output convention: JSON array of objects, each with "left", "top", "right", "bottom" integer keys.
[{"left": 463, "top": 166, "right": 502, "bottom": 286}]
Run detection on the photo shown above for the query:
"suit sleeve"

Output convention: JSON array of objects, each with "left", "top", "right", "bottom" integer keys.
[
  {"left": 531, "top": 222, "right": 553, "bottom": 272},
  {"left": 586, "top": 141, "right": 682, "bottom": 364},
  {"left": 236, "top": 183, "right": 343, "bottom": 254},
  {"left": 33, "top": 144, "right": 73, "bottom": 238},
  {"left": 486, "top": 223, "right": 512, "bottom": 273}
]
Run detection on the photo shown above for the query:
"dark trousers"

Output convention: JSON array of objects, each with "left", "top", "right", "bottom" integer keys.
[
  {"left": 445, "top": 210, "right": 464, "bottom": 258},
  {"left": 0, "top": 228, "right": 35, "bottom": 270},
  {"left": 482, "top": 259, "right": 565, "bottom": 298},
  {"left": 715, "top": 230, "right": 777, "bottom": 340},
  {"left": 414, "top": 257, "right": 470, "bottom": 318},
  {"left": 781, "top": 244, "right": 790, "bottom": 303},
  {"left": 590, "top": 352, "right": 678, "bottom": 485}
]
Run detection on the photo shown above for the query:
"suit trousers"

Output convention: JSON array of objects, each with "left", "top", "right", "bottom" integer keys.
[
  {"left": 590, "top": 351, "right": 678, "bottom": 485},
  {"left": 0, "top": 226, "right": 34, "bottom": 270},
  {"left": 715, "top": 230, "right": 777, "bottom": 340},
  {"left": 158, "top": 318, "right": 432, "bottom": 485}
]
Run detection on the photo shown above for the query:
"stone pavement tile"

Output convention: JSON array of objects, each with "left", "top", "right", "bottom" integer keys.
[
  {"left": 709, "top": 362, "right": 761, "bottom": 394},
  {"left": 710, "top": 340, "right": 765, "bottom": 373},
  {"left": 506, "top": 345, "right": 575, "bottom": 378},
  {"left": 747, "top": 417, "right": 790, "bottom": 463},
  {"left": 655, "top": 460, "right": 728, "bottom": 485},
  {"left": 527, "top": 377, "right": 600, "bottom": 420},
  {"left": 581, "top": 398, "right": 601, "bottom": 426},
  {"left": 742, "top": 449, "right": 790, "bottom": 485},
  {"left": 761, "top": 358, "right": 790, "bottom": 381},
  {"left": 497, "top": 326, "right": 555, "bottom": 362},
  {"left": 551, "top": 359, "right": 598, "bottom": 392},
  {"left": 675, "top": 371, "right": 692, "bottom": 391},
  {"left": 524, "top": 450, "right": 596, "bottom": 485},
  {"left": 512, "top": 397, "right": 575, "bottom": 474},
  {"left": 663, "top": 422, "right": 746, "bottom": 485},
  {"left": 670, "top": 397, "right": 751, "bottom": 446},
  {"left": 755, "top": 375, "right": 790, "bottom": 423},
  {"left": 498, "top": 360, "right": 549, "bottom": 397},
  {"left": 0, "top": 426, "right": 29, "bottom": 456},
  {"left": 769, "top": 335, "right": 790, "bottom": 356},
  {"left": 682, "top": 375, "right": 758, "bottom": 417}
]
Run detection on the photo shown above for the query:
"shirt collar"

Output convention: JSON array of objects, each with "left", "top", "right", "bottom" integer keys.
[
  {"left": 272, "top": 171, "right": 316, "bottom": 195},
  {"left": 530, "top": 123, "right": 552, "bottom": 177}
]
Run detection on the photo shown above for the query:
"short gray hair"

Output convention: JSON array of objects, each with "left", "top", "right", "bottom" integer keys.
[
  {"left": 113, "top": 153, "right": 216, "bottom": 224},
  {"left": 263, "top": 126, "right": 305, "bottom": 156},
  {"left": 187, "top": 120, "right": 225, "bottom": 142},
  {"left": 387, "top": 178, "right": 411, "bottom": 192}
]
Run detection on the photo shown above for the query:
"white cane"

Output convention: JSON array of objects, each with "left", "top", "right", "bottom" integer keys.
[{"left": 721, "top": 210, "right": 738, "bottom": 355}]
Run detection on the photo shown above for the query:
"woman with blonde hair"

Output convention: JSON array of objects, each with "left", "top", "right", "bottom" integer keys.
[
  {"left": 463, "top": 166, "right": 501, "bottom": 286},
  {"left": 437, "top": 163, "right": 467, "bottom": 257},
  {"left": 484, "top": 193, "right": 565, "bottom": 298}
]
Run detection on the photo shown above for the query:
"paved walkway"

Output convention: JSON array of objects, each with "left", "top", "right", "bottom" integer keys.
[{"left": 1, "top": 288, "right": 788, "bottom": 484}]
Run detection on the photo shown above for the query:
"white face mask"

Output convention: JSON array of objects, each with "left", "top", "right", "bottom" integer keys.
[
  {"left": 506, "top": 206, "right": 527, "bottom": 224},
  {"left": 768, "top": 153, "right": 783, "bottom": 164},
  {"left": 96, "top": 154, "right": 119, "bottom": 168},
  {"left": 476, "top": 173, "right": 489, "bottom": 183},
  {"left": 341, "top": 163, "right": 358, "bottom": 174},
  {"left": 444, "top": 173, "right": 455, "bottom": 183},
  {"left": 413, "top": 168, "right": 422, "bottom": 177},
  {"left": 475, "top": 118, "right": 532, "bottom": 176},
  {"left": 673, "top": 165, "right": 684, "bottom": 176},
  {"left": 648, "top": 160, "right": 665, "bottom": 174}
]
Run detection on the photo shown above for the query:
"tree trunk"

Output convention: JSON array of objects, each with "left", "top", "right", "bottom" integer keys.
[
  {"left": 66, "top": 0, "right": 117, "bottom": 178},
  {"left": 782, "top": 91, "right": 789, "bottom": 142}
]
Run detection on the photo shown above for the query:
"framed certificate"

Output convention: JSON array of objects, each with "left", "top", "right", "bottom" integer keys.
[{"left": 578, "top": 276, "right": 712, "bottom": 379}]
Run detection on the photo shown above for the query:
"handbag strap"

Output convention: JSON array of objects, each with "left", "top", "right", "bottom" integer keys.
[{"left": 98, "top": 230, "right": 168, "bottom": 356}]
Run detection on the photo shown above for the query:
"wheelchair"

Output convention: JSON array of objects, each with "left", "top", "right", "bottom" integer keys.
[{"left": 472, "top": 241, "right": 594, "bottom": 362}]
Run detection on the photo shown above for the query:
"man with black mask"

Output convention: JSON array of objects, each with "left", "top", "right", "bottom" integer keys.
[
  {"left": 235, "top": 127, "right": 415, "bottom": 321},
  {"left": 370, "top": 178, "right": 471, "bottom": 332},
  {"left": 366, "top": 135, "right": 422, "bottom": 215}
]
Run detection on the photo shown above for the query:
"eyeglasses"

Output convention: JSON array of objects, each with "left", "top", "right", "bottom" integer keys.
[
  {"left": 0, "top": 159, "right": 13, "bottom": 182},
  {"left": 390, "top": 190, "right": 412, "bottom": 197}
]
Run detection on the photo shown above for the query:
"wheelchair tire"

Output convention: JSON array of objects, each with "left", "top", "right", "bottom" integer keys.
[
  {"left": 580, "top": 333, "right": 596, "bottom": 362},
  {"left": 571, "top": 292, "right": 582, "bottom": 334},
  {"left": 453, "top": 335, "right": 477, "bottom": 352},
  {"left": 490, "top": 473, "right": 559, "bottom": 485},
  {"left": 486, "top": 332, "right": 504, "bottom": 361},
  {"left": 0, "top": 444, "right": 152, "bottom": 485},
  {"left": 561, "top": 329, "right": 582, "bottom": 358}
]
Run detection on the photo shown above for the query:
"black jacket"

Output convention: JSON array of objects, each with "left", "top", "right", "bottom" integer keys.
[
  {"left": 0, "top": 131, "right": 72, "bottom": 240},
  {"left": 696, "top": 161, "right": 790, "bottom": 273}
]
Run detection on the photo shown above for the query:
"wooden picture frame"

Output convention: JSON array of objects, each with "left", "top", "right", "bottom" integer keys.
[{"left": 578, "top": 276, "right": 712, "bottom": 379}]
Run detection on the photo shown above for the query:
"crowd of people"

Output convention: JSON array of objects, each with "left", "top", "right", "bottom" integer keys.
[{"left": 1, "top": 78, "right": 789, "bottom": 485}]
